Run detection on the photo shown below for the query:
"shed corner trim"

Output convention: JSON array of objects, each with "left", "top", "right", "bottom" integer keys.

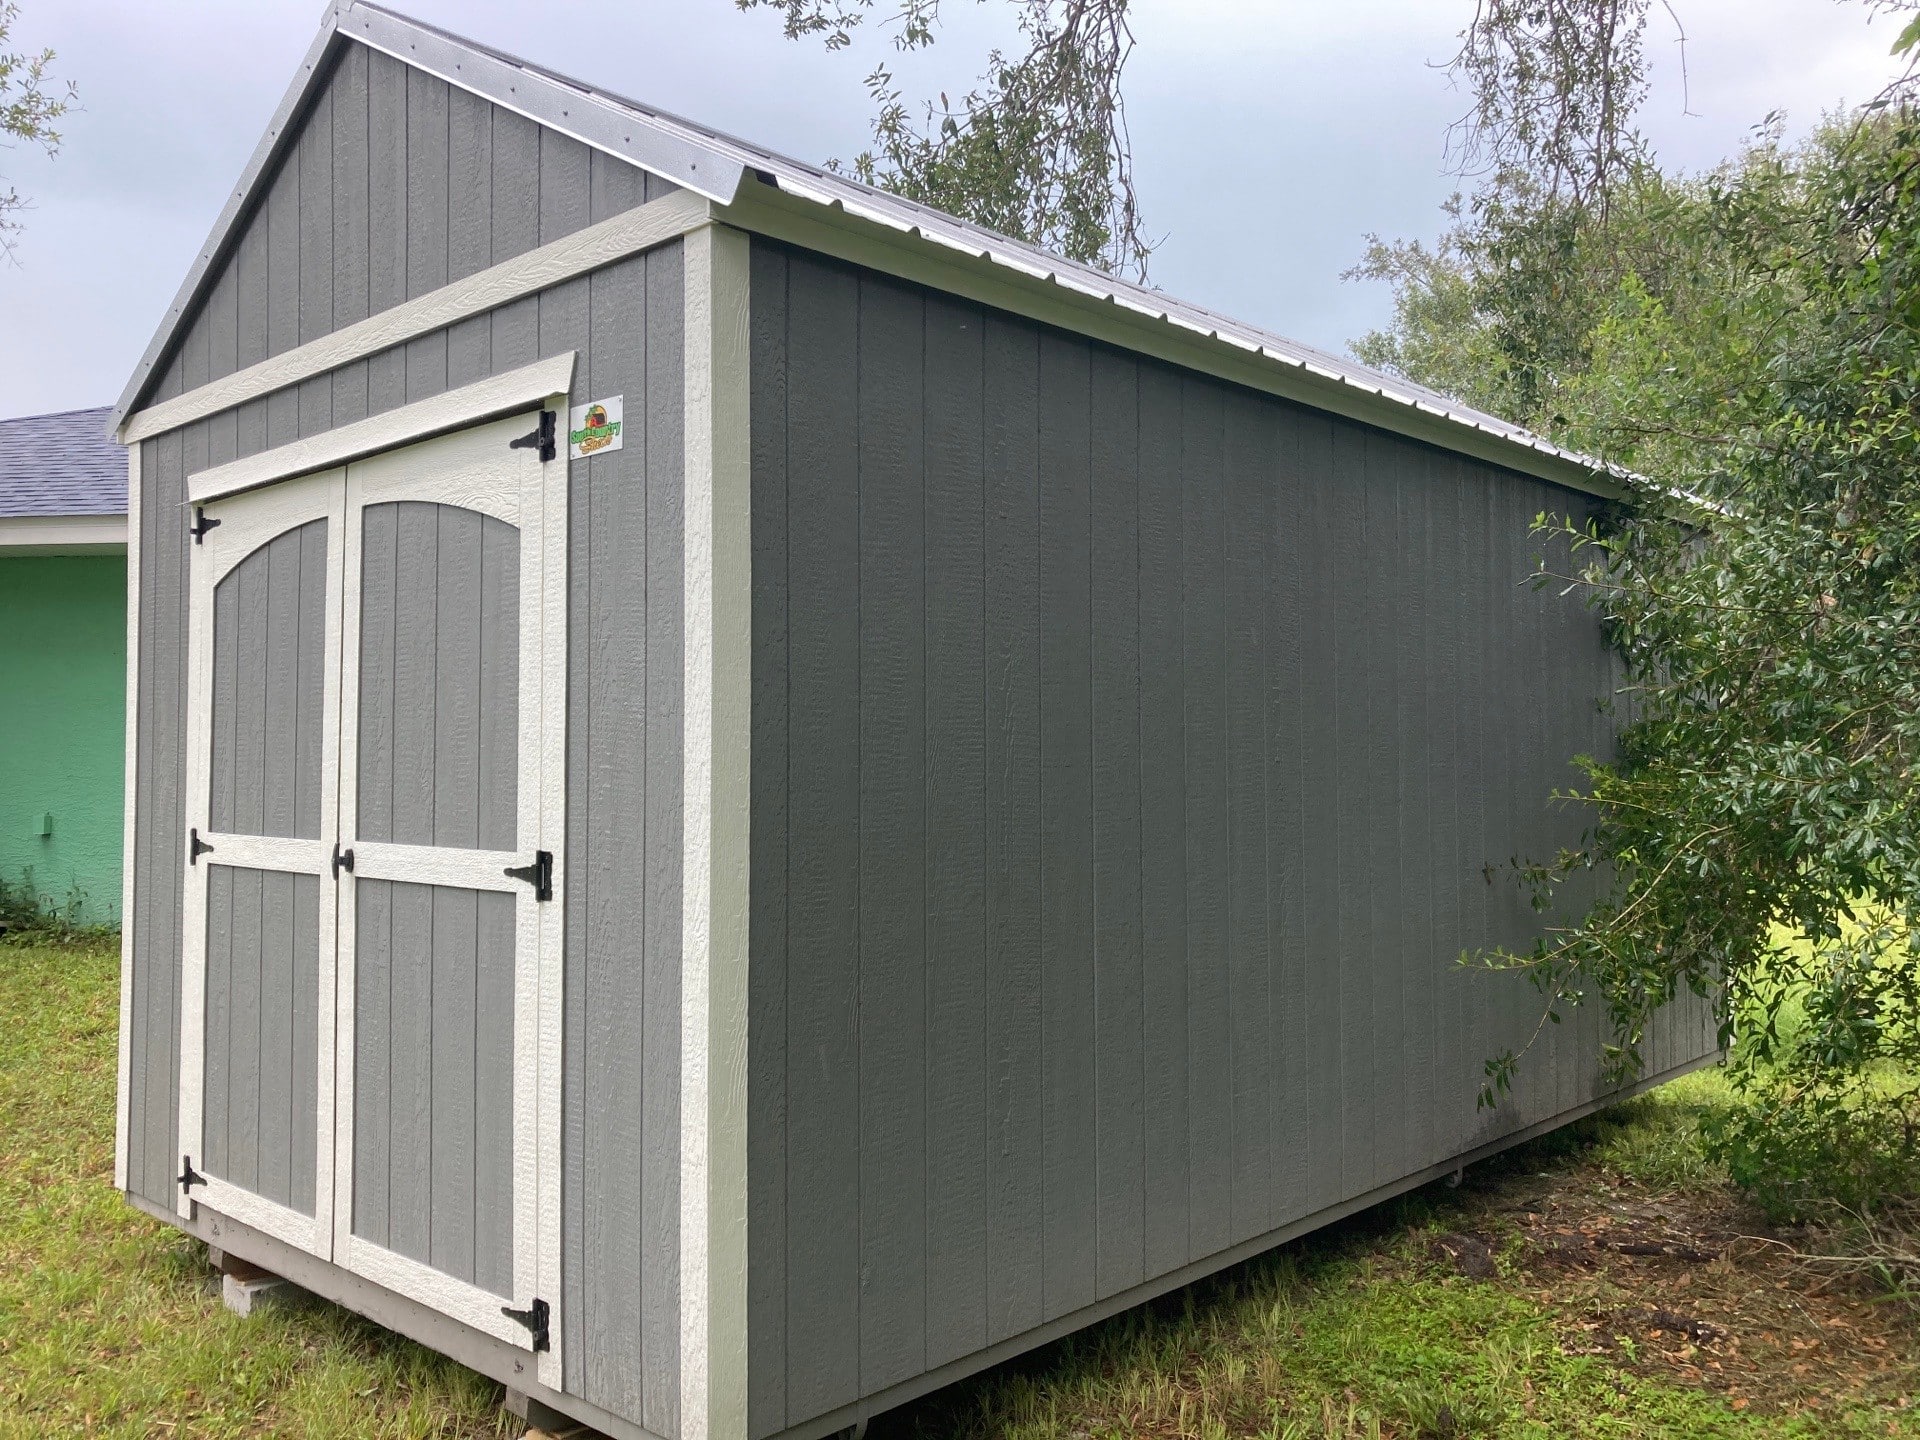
[
  {"left": 114, "top": 441, "right": 142, "bottom": 1194},
  {"left": 679, "top": 219, "right": 753, "bottom": 1440}
]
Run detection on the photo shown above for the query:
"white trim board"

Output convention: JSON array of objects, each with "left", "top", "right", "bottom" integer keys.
[
  {"left": 186, "top": 354, "right": 577, "bottom": 503},
  {"left": 121, "top": 189, "right": 705, "bottom": 447},
  {"left": 0, "top": 514, "right": 129, "bottom": 552},
  {"left": 679, "top": 220, "right": 752, "bottom": 1440},
  {"left": 113, "top": 444, "right": 141, "bottom": 1192}
]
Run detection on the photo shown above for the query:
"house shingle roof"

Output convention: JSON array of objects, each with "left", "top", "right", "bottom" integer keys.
[{"left": 0, "top": 406, "right": 125, "bottom": 519}]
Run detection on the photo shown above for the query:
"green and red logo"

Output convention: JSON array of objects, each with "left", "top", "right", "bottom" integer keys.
[{"left": 570, "top": 400, "right": 622, "bottom": 455}]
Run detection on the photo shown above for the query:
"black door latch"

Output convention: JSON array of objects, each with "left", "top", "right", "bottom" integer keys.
[
  {"left": 503, "top": 850, "right": 553, "bottom": 902},
  {"left": 500, "top": 1297, "right": 551, "bottom": 1351},
  {"left": 331, "top": 842, "right": 355, "bottom": 879},
  {"left": 508, "top": 410, "right": 557, "bottom": 463}
]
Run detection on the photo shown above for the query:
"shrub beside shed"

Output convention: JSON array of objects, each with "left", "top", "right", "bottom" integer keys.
[{"left": 113, "top": 6, "right": 1718, "bottom": 1439}]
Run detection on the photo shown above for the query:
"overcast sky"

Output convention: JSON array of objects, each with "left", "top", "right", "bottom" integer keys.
[{"left": 0, "top": 0, "right": 1908, "bottom": 419}]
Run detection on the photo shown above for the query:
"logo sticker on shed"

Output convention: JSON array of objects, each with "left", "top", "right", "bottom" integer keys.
[{"left": 568, "top": 396, "right": 623, "bottom": 459}]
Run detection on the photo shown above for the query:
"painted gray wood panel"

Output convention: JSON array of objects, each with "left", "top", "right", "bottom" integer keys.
[
  {"left": 745, "top": 240, "right": 1720, "bottom": 1437},
  {"left": 198, "top": 515, "right": 329, "bottom": 1216},
  {"left": 349, "top": 497, "right": 521, "bottom": 1292},
  {"left": 125, "top": 232, "right": 689, "bottom": 1433},
  {"left": 209, "top": 520, "right": 329, "bottom": 839},
  {"left": 352, "top": 878, "right": 515, "bottom": 1294},
  {"left": 202, "top": 865, "right": 321, "bottom": 1215},
  {"left": 138, "top": 41, "right": 680, "bottom": 416},
  {"left": 560, "top": 231, "right": 685, "bottom": 1437},
  {"left": 355, "top": 502, "right": 519, "bottom": 851}
]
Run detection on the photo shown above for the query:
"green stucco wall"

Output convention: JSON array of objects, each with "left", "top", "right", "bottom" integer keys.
[{"left": 0, "top": 553, "right": 126, "bottom": 924}]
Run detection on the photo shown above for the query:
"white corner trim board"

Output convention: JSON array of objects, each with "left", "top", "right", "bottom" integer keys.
[
  {"left": 120, "top": 188, "right": 709, "bottom": 447},
  {"left": 679, "top": 221, "right": 753, "bottom": 1440},
  {"left": 186, "top": 354, "right": 578, "bottom": 504},
  {"left": 114, "top": 444, "right": 141, "bottom": 1193}
]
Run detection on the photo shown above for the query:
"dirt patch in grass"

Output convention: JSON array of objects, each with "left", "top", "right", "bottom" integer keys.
[{"left": 1446, "top": 1164, "right": 1920, "bottom": 1422}]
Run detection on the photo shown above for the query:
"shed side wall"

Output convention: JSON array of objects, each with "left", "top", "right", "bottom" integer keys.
[
  {"left": 122, "top": 77, "right": 687, "bottom": 1433},
  {"left": 745, "top": 240, "right": 1716, "bottom": 1437}
]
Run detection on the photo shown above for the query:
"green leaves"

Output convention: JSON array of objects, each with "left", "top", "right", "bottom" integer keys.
[
  {"left": 1365, "top": 27, "right": 1920, "bottom": 1212},
  {"left": 0, "top": 0, "right": 75, "bottom": 259},
  {"left": 739, "top": 0, "right": 1152, "bottom": 276}
]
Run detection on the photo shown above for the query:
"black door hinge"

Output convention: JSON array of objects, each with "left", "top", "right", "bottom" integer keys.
[
  {"left": 503, "top": 850, "right": 553, "bottom": 902},
  {"left": 501, "top": 1296, "right": 551, "bottom": 1352},
  {"left": 177, "top": 1154, "right": 207, "bottom": 1192},
  {"left": 189, "top": 828, "right": 214, "bottom": 865},
  {"left": 331, "top": 842, "right": 355, "bottom": 879},
  {"left": 190, "top": 506, "right": 221, "bottom": 544},
  {"left": 508, "top": 410, "right": 557, "bottom": 463}
]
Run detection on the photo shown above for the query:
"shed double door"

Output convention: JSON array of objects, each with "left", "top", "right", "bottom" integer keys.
[{"left": 176, "top": 412, "right": 562, "bottom": 1356}]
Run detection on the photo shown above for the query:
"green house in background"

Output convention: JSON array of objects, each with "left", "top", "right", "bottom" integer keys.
[{"left": 0, "top": 406, "right": 127, "bottom": 925}]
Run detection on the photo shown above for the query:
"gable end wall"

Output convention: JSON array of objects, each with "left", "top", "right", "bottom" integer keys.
[
  {"left": 122, "top": 51, "right": 689, "bottom": 1436},
  {"left": 137, "top": 39, "right": 680, "bottom": 419}
]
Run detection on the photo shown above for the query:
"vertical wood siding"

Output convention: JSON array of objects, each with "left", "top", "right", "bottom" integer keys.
[
  {"left": 349, "top": 501, "right": 521, "bottom": 1292},
  {"left": 353, "top": 878, "right": 517, "bottom": 1294},
  {"left": 200, "top": 518, "right": 329, "bottom": 1215},
  {"left": 746, "top": 240, "right": 1719, "bottom": 1437},
  {"left": 202, "top": 866, "right": 322, "bottom": 1216},
  {"left": 139, "top": 44, "right": 679, "bottom": 414},
  {"left": 123, "top": 57, "right": 686, "bottom": 1431}
]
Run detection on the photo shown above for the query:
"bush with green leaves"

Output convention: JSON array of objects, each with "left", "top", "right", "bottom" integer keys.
[{"left": 1356, "top": 11, "right": 1920, "bottom": 1215}]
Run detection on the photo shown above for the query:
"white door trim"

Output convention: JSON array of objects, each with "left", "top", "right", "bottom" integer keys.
[
  {"left": 176, "top": 468, "right": 347, "bottom": 1251},
  {"left": 188, "top": 353, "right": 576, "bottom": 505},
  {"left": 330, "top": 406, "right": 565, "bottom": 1367}
]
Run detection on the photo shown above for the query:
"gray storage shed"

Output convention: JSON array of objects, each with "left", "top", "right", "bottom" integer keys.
[{"left": 113, "top": 6, "right": 1717, "bottom": 1438}]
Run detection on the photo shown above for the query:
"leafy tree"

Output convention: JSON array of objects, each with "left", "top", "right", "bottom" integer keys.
[
  {"left": 737, "top": 0, "right": 1150, "bottom": 277},
  {"left": 0, "top": 0, "right": 73, "bottom": 260},
  {"left": 1356, "top": 2, "right": 1920, "bottom": 1211}
]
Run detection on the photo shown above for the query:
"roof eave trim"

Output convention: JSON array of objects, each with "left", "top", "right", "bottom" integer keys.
[
  {"left": 109, "top": 3, "right": 351, "bottom": 434},
  {"left": 0, "top": 514, "right": 130, "bottom": 551},
  {"left": 718, "top": 178, "right": 1629, "bottom": 500}
]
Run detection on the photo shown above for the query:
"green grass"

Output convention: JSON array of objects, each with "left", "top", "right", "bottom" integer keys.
[
  {"left": 889, "top": 1251, "right": 1860, "bottom": 1440},
  {"left": 4, "top": 940, "right": 1915, "bottom": 1440},
  {"left": 0, "top": 939, "right": 514, "bottom": 1438}
]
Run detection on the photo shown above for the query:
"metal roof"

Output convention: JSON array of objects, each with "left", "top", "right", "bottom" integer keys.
[
  {"left": 1, "top": 406, "right": 126, "bottom": 519},
  {"left": 114, "top": 1, "right": 1622, "bottom": 494}
]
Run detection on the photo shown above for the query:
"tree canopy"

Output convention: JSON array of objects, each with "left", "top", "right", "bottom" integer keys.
[
  {"left": 1355, "top": 3, "right": 1920, "bottom": 1214},
  {"left": 736, "top": 0, "right": 1150, "bottom": 277}
]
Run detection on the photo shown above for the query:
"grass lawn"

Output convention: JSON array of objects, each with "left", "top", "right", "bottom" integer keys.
[{"left": 4, "top": 938, "right": 1917, "bottom": 1439}]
